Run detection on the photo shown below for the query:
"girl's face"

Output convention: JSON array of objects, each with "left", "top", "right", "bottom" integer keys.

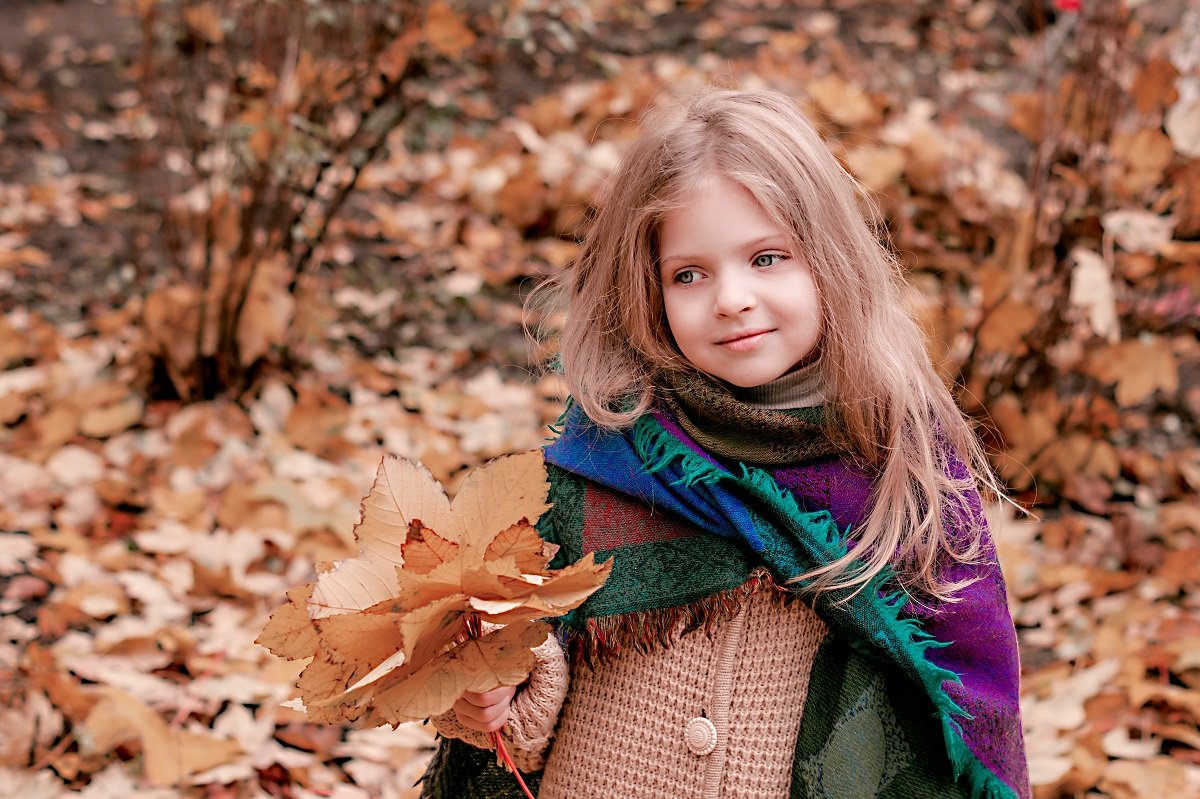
[{"left": 658, "top": 173, "right": 822, "bottom": 388}]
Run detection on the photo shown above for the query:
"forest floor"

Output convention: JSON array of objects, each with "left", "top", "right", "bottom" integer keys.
[{"left": 1, "top": 1, "right": 1198, "bottom": 797}]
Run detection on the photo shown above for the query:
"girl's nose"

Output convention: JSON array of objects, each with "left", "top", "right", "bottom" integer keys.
[{"left": 713, "top": 272, "right": 756, "bottom": 316}]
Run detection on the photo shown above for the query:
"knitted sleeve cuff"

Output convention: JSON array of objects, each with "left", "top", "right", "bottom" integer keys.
[{"left": 429, "top": 631, "right": 569, "bottom": 772}]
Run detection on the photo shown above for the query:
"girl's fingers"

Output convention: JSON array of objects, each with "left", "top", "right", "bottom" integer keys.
[
  {"left": 460, "top": 685, "right": 516, "bottom": 707},
  {"left": 454, "top": 699, "right": 507, "bottom": 728},
  {"left": 453, "top": 684, "right": 517, "bottom": 732},
  {"left": 453, "top": 695, "right": 506, "bottom": 720}
]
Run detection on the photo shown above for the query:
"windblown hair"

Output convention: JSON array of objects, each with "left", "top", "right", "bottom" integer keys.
[{"left": 538, "top": 88, "right": 993, "bottom": 600}]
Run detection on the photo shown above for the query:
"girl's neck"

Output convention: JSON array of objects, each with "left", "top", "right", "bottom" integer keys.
[{"left": 727, "top": 357, "right": 824, "bottom": 410}]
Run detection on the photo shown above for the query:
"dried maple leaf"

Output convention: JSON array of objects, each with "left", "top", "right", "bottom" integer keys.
[{"left": 257, "top": 450, "right": 610, "bottom": 726}]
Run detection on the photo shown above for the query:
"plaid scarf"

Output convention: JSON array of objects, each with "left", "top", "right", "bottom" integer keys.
[{"left": 420, "top": 383, "right": 1030, "bottom": 799}]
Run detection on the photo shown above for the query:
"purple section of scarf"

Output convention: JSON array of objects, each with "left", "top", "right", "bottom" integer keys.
[
  {"left": 655, "top": 407, "right": 1029, "bottom": 797},
  {"left": 770, "top": 459, "right": 1029, "bottom": 798}
]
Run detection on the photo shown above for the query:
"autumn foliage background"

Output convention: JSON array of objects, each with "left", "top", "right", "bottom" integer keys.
[{"left": 1, "top": 1, "right": 1198, "bottom": 797}]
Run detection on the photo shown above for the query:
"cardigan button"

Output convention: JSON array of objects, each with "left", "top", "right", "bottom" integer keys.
[{"left": 685, "top": 716, "right": 717, "bottom": 756}]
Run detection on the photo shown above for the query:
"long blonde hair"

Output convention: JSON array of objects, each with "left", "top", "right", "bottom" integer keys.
[{"left": 540, "top": 88, "right": 991, "bottom": 600}]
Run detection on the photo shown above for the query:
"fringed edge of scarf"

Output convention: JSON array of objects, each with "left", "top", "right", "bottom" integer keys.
[
  {"left": 545, "top": 395, "right": 573, "bottom": 442},
  {"left": 628, "top": 413, "right": 1020, "bottom": 799},
  {"left": 563, "top": 568, "right": 802, "bottom": 668}
]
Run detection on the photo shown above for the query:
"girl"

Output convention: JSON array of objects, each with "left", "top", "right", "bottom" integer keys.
[{"left": 419, "top": 89, "right": 1030, "bottom": 799}]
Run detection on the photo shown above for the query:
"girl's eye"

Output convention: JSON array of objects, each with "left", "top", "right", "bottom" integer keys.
[
  {"left": 674, "top": 269, "right": 697, "bottom": 285},
  {"left": 753, "top": 253, "right": 787, "bottom": 268}
]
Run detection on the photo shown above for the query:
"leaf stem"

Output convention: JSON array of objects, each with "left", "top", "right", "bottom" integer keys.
[{"left": 491, "top": 731, "right": 537, "bottom": 799}]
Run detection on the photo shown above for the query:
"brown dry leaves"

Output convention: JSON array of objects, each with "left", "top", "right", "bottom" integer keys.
[
  {"left": 1, "top": 1, "right": 1198, "bottom": 797},
  {"left": 257, "top": 451, "right": 610, "bottom": 727},
  {"left": 81, "top": 687, "right": 245, "bottom": 786}
]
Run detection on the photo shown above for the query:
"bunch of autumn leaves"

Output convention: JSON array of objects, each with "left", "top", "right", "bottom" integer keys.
[{"left": 257, "top": 451, "right": 611, "bottom": 727}]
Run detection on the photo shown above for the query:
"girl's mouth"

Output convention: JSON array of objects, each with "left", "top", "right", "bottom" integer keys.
[{"left": 716, "top": 329, "right": 772, "bottom": 350}]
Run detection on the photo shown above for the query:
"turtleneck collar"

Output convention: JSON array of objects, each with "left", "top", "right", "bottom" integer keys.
[{"left": 728, "top": 357, "right": 825, "bottom": 410}]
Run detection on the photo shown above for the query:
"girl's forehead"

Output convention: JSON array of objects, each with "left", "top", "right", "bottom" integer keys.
[
  {"left": 658, "top": 167, "right": 739, "bottom": 211},
  {"left": 659, "top": 170, "right": 789, "bottom": 228}
]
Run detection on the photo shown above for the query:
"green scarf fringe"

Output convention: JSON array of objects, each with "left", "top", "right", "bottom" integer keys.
[{"left": 626, "top": 414, "right": 1016, "bottom": 799}]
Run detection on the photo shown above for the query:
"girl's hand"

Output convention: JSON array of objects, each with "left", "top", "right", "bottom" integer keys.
[{"left": 452, "top": 685, "right": 518, "bottom": 733}]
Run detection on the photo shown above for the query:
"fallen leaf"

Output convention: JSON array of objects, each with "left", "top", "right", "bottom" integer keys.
[
  {"left": 1131, "top": 58, "right": 1179, "bottom": 114},
  {"left": 1166, "top": 95, "right": 1200, "bottom": 159},
  {"left": 1102, "top": 210, "right": 1176, "bottom": 254},
  {"left": 1069, "top": 248, "right": 1120, "bottom": 343},
  {"left": 422, "top": 0, "right": 476, "bottom": 59},
  {"left": 1111, "top": 128, "right": 1175, "bottom": 194},
  {"left": 183, "top": 3, "right": 224, "bottom": 45},
  {"left": 0, "top": 534, "right": 37, "bottom": 575},
  {"left": 79, "top": 396, "right": 144, "bottom": 439},
  {"left": 359, "top": 622, "right": 547, "bottom": 726},
  {"left": 807, "top": 74, "right": 877, "bottom": 127},
  {"left": 1100, "top": 757, "right": 1190, "bottom": 799},
  {"left": 259, "top": 451, "right": 610, "bottom": 726},
  {"left": 1006, "top": 91, "right": 1044, "bottom": 141},
  {"left": 1102, "top": 727, "right": 1162, "bottom": 760},
  {"left": 80, "top": 687, "right": 243, "bottom": 786},
  {"left": 977, "top": 296, "right": 1039, "bottom": 354},
  {"left": 307, "top": 456, "right": 454, "bottom": 618},
  {"left": 401, "top": 523, "right": 460, "bottom": 575},
  {"left": 1022, "top": 659, "right": 1120, "bottom": 733},
  {"left": 1083, "top": 339, "right": 1179, "bottom": 407},
  {"left": 256, "top": 584, "right": 319, "bottom": 661},
  {"left": 843, "top": 145, "right": 906, "bottom": 192},
  {"left": 0, "top": 768, "right": 64, "bottom": 799}
]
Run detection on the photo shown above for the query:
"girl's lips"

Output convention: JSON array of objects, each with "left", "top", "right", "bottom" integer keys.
[{"left": 716, "top": 329, "right": 771, "bottom": 351}]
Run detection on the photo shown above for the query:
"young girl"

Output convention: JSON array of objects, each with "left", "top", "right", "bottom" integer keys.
[{"left": 419, "top": 88, "right": 1030, "bottom": 799}]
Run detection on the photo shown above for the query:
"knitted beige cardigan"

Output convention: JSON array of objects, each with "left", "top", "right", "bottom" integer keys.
[{"left": 434, "top": 583, "right": 827, "bottom": 799}]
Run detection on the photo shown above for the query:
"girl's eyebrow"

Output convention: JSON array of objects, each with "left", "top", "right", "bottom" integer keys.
[{"left": 660, "top": 235, "right": 789, "bottom": 265}]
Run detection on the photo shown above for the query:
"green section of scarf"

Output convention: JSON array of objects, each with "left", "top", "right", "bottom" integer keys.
[
  {"left": 792, "top": 636, "right": 971, "bottom": 799},
  {"left": 658, "top": 368, "right": 845, "bottom": 465}
]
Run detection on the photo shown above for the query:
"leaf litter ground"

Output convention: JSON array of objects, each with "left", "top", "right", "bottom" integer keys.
[{"left": 1, "top": 1, "right": 1199, "bottom": 797}]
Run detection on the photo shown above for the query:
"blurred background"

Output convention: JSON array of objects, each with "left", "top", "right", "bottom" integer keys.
[{"left": 0, "top": 0, "right": 1197, "bottom": 796}]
